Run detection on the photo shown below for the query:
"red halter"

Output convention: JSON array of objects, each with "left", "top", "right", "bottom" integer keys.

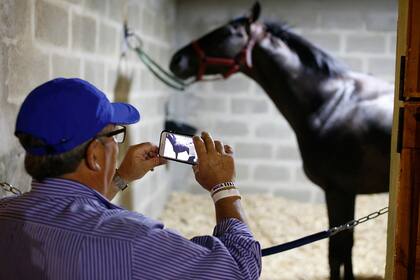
[{"left": 191, "top": 26, "right": 263, "bottom": 81}]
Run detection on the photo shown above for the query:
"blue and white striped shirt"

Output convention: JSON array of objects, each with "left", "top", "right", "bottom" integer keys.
[{"left": 0, "top": 178, "right": 261, "bottom": 279}]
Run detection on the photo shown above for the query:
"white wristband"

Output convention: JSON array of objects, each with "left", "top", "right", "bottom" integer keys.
[
  {"left": 212, "top": 188, "right": 241, "bottom": 204},
  {"left": 210, "top": 182, "right": 236, "bottom": 195}
]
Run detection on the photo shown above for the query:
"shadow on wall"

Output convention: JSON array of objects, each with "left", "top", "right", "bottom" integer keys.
[
  {"left": 0, "top": 92, "right": 30, "bottom": 195},
  {"left": 112, "top": 57, "right": 134, "bottom": 210}
]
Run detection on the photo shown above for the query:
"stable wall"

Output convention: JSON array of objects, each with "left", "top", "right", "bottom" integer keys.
[
  {"left": 0, "top": 0, "right": 399, "bottom": 215},
  {"left": 171, "top": 0, "right": 398, "bottom": 203},
  {"left": 0, "top": 0, "right": 176, "bottom": 218}
]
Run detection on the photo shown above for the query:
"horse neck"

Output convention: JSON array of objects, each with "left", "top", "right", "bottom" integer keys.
[
  {"left": 167, "top": 134, "right": 175, "bottom": 145},
  {"left": 244, "top": 41, "right": 338, "bottom": 133}
]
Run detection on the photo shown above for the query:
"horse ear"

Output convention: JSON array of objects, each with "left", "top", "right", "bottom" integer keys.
[{"left": 248, "top": 1, "right": 261, "bottom": 23}]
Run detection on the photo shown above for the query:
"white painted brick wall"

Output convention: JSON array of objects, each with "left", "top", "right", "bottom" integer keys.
[
  {"left": 0, "top": 0, "right": 398, "bottom": 212},
  {"left": 0, "top": 0, "right": 176, "bottom": 218},
  {"left": 173, "top": 0, "right": 397, "bottom": 203}
]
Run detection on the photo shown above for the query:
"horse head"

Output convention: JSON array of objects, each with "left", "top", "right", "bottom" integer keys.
[
  {"left": 170, "top": 2, "right": 264, "bottom": 81},
  {"left": 170, "top": 1, "right": 344, "bottom": 89}
]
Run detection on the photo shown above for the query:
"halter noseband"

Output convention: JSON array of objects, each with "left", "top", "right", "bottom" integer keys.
[{"left": 191, "top": 23, "right": 264, "bottom": 81}]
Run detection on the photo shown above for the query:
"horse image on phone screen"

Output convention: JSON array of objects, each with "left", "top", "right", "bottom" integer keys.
[{"left": 164, "top": 133, "right": 196, "bottom": 163}]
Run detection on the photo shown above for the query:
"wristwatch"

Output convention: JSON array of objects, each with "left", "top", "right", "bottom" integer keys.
[{"left": 113, "top": 170, "right": 128, "bottom": 191}]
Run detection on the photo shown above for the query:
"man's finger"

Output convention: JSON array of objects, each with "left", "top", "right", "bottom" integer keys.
[
  {"left": 224, "top": 144, "right": 233, "bottom": 155},
  {"left": 158, "top": 157, "right": 167, "bottom": 165},
  {"left": 201, "top": 132, "right": 216, "bottom": 154},
  {"left": 193, "top": 136, "right": 207, "bottom": 160},
  {"left": 215, "top": 140, "right": 224, "bottom": 154},
  {"left": 131, "top": 142, "right": 158, "bottom": 155},
  {"left": 145, "top": 157, "right": 165, "bottom": 170}
]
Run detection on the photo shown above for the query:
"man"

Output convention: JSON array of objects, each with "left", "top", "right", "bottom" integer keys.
[{"left": 0, "top": 78, "right": 261, "bottom": 279}]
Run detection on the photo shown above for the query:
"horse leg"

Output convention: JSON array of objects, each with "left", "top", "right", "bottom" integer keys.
[{"left": 325, "top": 189, "right": 355, "bottom": 280}]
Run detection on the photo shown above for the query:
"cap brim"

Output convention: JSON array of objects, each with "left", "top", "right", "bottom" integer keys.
[{"left": 110, "top": 103, "right": 140, "bottom": 125}]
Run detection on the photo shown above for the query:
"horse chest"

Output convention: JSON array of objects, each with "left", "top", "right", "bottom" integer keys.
[{"left": 296, "top": 129, "right": 389, "bottom": 193}]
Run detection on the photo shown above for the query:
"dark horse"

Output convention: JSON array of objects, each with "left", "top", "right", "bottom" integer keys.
[{"left": 169, "top": 2, "right": 393, "bottom": 279}]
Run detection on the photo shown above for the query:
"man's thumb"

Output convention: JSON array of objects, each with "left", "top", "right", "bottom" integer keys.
[{"left": 144, "top": 157, "right": 161, "bottom": 170}]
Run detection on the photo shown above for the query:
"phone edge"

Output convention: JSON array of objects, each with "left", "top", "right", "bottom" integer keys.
[{"left": 158, "top": 130, "right": 197, "bottom": 165}]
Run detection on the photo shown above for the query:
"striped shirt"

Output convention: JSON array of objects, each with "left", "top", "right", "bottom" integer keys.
[{"left": 0, "top": 178, "right": 261, "bottom": 280}]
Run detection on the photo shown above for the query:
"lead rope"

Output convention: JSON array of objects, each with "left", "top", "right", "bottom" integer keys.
[
  {"left": 123, "top": 22, "right": 193, "bottom": 91},
  {"left": 122, "top": 23, "right": 232, "bottom": 91},
  {"left": 0, "top": 181, "right": 388, "bottom": 257},
  {"left": 261, "top": 206, "right": 388, "bottom": 257}
]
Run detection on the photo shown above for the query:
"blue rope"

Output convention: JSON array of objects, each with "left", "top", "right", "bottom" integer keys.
[{"left": 262, "top": 230, "right": 330, "bottom": 257}]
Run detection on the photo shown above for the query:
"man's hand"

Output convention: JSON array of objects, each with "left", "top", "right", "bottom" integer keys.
[
  {"left": 192, "top": 132, "right": 235, "bottom": 191},
  {"left": 117, "top": 143, "right": 166, "bottom": 183}
]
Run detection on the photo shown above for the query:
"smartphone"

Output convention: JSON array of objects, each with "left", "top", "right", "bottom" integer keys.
[{"left": 159, "top": 130, "right": 197, "bottom": 165}]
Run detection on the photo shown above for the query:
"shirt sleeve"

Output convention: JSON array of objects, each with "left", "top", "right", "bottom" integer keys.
[{"left": 131, "top": 218, "right": 262, "bottom": 280}]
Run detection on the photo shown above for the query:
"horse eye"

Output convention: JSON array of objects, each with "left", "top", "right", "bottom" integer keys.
[
  {"left": 229, "top": 24, "right": 244, "bottom": 35},
  {"left": 231, "top": 23, "right": 243, "bottom": 29}
]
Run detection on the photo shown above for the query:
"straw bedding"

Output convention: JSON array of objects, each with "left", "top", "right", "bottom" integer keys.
[{"left": 159, "top": 192, "right": 388, "bottom": 279}]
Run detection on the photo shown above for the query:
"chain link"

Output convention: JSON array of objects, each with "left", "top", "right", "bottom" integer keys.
[
  {"left": 328, "top": 207, "right": 389, "bottom": 236},
  {"left": 0, "top": 182, "right": 23, "bottom": 196}
]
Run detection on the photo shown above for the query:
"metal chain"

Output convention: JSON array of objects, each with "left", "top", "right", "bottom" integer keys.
[
  {"left": 0, "top": 181, "right": 23, "bottom": 196},
  {"left": 328, "top": 207, "right": 389, "bottom": 236}
]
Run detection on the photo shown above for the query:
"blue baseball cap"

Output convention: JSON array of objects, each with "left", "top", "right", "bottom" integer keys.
[{"left": 15, "top": 78, "right": 140, "bottom": 155}]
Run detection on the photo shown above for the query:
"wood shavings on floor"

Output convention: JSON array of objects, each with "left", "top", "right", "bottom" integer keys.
[{"left": 159, "top": 192, "right": 388, "bottom": 280}]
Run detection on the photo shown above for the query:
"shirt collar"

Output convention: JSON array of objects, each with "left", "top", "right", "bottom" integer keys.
[{"left": 30, "top": 178, "right": 122, "bottom": 209}]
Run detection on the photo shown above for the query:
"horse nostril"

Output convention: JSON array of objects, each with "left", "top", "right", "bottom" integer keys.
[
  {"left": 172, "top": 54, "right": 182, "bottom": 67},
  {"left": 170, "top": 53, "right": 186, "bottom": 75}
]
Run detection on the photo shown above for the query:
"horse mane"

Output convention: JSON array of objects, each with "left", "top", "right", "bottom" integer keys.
[
  {"left": 264, "top": 22, "right": 347, "bottom": 77},
  {"left": 167, "top": 133, "right": 175, "bottom": 144}
]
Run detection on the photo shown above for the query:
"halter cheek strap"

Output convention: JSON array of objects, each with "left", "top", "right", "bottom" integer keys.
[
  {"left": 191, "top": 41, "right": 242, "bottom": 80},
  {"left": 191, "top": 24, "right": 265, "bottom": 81}
]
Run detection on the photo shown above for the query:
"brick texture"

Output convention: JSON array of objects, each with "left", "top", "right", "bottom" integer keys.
[
  {"left": 35, "top": 0, "right": 69, "bottom": 47},
  {"left": 0, "top": 1, "right": 31, "bottom": 39},
  {"left": 365, "top": 13, "right": 397, "bottom": 32},
  {"left": 1, "top": 0, "right": 176, "bottom": 218},
  {"left": 0, "top": 0, "right": 397, "bottom": 213},
  {"left": 52, "top": 54, "right": 81, "bottom": 78},
  {"left": 7, "top": 46, "right": 50, "bottom": 104},
  {"left": 319, "top": 12, "right": 364, "bottom": 30},
  {"left": 72, "top": 13, "right": 97, "bottom": 52},
  {"left": 98, "top": 22, "right": 117, "bottom": 56},
  {"left": 236, "top": 143, "right": 273, "bottom": 159},
  {"left": 231, "top": 98, "right": 268, "bottom": 114},
  {"left": 84, "top": 0, "right": 107, "bottom": 15},
  {"left": 254, "top": 164, "right": 291, "bottom": 181},
  {"left": 345, "top": 34, "right": 387, "bottom": 53},
  {"left": 213, "top": 120, "right": 249, "bottom": 136},
  {"left": 301, "top": 32, "right": 341, "bottom": 53},
  {"left": 84, "top": 59, "right": 106, "bottom": 90}
]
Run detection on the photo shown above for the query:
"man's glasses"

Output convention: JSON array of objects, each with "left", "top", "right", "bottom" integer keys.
[{"left": 95, "top": 126, "right": 126, "bottom": 144}]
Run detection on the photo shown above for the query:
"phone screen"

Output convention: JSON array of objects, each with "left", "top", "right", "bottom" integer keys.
[{"left": 159, "top": 131, "right": 197, "bottom": 165}]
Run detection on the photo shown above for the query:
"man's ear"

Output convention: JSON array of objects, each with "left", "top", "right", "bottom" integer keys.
[{"left": 85, "top": 140, "right": 101, "bottom": 171}]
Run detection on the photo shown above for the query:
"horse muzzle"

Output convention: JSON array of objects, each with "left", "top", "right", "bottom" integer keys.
[{"left": 169, "top": 49, "right": 195, "bottom": 80}]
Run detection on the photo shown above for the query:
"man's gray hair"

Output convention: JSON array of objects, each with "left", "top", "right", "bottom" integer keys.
[{"left": 17, "top": 134, "right": 90, "bottom": 181}]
